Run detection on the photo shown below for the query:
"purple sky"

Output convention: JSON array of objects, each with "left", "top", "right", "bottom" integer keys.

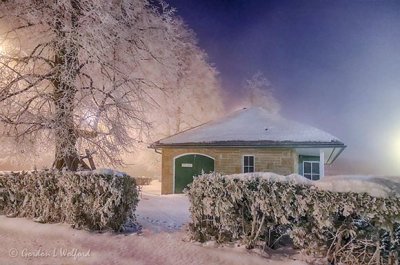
[{"left": 167, "top": 0, "right": 400, "bottom": 175}]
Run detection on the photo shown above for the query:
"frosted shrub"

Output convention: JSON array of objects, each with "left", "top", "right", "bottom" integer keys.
[
  {"left": 187, "top": 173, "right": 400, "bottom": 265},
  {"left": 0, "top": 169, "right": 139, "bottom": 231},
  {"left": 134, "top": 176, "right": 153, "bottom": 186}
]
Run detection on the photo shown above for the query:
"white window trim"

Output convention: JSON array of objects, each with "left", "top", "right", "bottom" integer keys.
[
  {"left": 319, "top": 150, "right": 325, "bottom": 178},
  {"left": 242, "top": 155, "right": 255, "bottom": 173},
  {"left": 303, "top": 161, "right": 320, "bottom": 180}
]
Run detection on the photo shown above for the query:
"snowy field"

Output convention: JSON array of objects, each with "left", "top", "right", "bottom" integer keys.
[{"left": 0, "top": 180, "right": 315, "bottom": 265}]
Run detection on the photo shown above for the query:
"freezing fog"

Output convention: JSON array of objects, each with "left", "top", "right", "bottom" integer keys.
[
  {"left": 0, "top": 70, "right": 277, "bottom": 177},
  {"left": 0, "top": 0, "right": 399, "bottom": 177}
]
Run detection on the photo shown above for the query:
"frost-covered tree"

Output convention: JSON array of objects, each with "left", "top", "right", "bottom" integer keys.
[
  {"left": 0, "top": 0, "right": 200, "bottom": 170},
  {"left": 124, "top": 19, "right": 225, "bottom": 176},
  {"left": 244, "top": 72, "right": 280, "bottom": 113},
  {"left": 149, "top": 19, "right": 224, "bottom": 137}
]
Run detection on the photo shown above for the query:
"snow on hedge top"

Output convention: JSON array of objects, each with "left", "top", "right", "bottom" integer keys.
[
  {"left": 158, "top": 107, "right": 343, "bottom": 145},
  {"left": 316, "top": 175, "right": 400, "bottom": 198},
  {"left": 0, "top": 168, "right": 128, "bottom": 177},
  {"left": 224, "top": 172, "right": 313, "bottom": 185},
  {"left": 76, "top": 168, "right": 128, "bottom": 177},
  {"left": 214, "top": 172, "right": 400, "bottom": 198}
]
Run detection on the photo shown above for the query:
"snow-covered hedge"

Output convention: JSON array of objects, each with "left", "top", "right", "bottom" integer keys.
[
  {"left": 187, "top": 173, "right": 400, "bottom": 264},
  {"left": 134, "top": 176, "right": 153, "bottom": 186},
  {"left": 0, "top": 169, "right": 139, "bottom": 231}
]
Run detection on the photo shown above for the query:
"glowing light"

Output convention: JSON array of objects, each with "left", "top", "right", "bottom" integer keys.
[
  {"left": 388, "top": 131, "right": 400, "bottom": 174},
  {"left": 0, "top": 40, "right": 9, "bottom": 55},
  {"left": 394, "top": 136, "right": 400, "bottom": 159}
]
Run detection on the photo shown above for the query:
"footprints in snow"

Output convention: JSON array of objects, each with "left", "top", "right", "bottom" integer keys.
[{"left": 137, "top": 214, "right": 184, "bottom": 231}]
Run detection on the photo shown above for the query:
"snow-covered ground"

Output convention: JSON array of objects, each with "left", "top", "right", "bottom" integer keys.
[
  {"left": 136, "top": 181, "right": 190, "bottom": 233},
  {"left": 0, "top": 180, "right": 316, "bottom": 265}
]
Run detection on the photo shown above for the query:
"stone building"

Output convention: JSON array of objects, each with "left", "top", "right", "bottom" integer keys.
[{"left": 150, "top": 107, "right": 346, "bottom": 194}]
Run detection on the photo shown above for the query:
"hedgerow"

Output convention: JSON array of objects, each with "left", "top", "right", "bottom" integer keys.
[
  {"left": 0, "top": 169, "right": 139, "bottom": 231},
  {"left": 187, "top": 173, "right": 400, "bottom": 264}
]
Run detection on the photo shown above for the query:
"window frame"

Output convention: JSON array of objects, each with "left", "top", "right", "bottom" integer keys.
[
  {"left": 303, "top": 161, "right": 320, "bottom": 180},
  {"left": 243, "top": 155, "right": 255, "bottom": 173}
]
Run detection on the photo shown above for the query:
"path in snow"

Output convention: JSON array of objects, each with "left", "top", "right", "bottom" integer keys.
[
  {"left": 136, "top": 196, "right": 189, "bottom": 233},
  {"left": 136, "top": 180, "right": 190, "bottom": 233}
]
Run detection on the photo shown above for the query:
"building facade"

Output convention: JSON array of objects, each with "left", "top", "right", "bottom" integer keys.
[{"left": 151, "top": 107, "right": 346, "bottom": 194}]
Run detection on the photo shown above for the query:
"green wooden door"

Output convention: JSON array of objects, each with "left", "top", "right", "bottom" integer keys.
[{"left": 174, "top": 154, "right": 214, "bottom": 193}]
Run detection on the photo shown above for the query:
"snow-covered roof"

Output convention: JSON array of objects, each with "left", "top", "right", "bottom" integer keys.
[{"left": 153, "top": 107, "right": 345, "bottom": 147}]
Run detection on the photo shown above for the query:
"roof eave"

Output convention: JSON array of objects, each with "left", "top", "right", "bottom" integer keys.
[{"left": 150, "top": 141, "right": 346, "bottom": 149}]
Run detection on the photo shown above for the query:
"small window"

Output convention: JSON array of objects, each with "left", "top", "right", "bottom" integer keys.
[
  {"left": 243, "top": 155, "right": 255, "bottom": 173},
  {"left": 303, "top": 161, "right": 320, "bottom": 180}
]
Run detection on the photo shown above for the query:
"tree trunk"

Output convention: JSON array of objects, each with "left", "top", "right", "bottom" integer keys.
[
  {"left": 53, "top": 87, "right": 80, "bottom": 171},
  {"left": 52, "top": 0, "right": 83, "bottom": 171}
]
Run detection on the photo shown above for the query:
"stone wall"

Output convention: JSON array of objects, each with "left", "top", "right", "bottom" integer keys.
[{"left": 161, "top": 147, "right": 298, "bottom": 194}]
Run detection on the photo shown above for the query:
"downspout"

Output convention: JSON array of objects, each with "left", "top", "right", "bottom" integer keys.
[
  {"left": 148, "top": 143, "right": 162, "bottom": 154},
  {"left": 326, "top": 146, "right": 347, "bottom": 164},
  {"left": 329, "top": 146, "right": 346, "bottom": 164},
  {"left": 154, "top": 148, "right": 162, "bottom": 154},
  {"left": 326, "top": 147, "right": 336, "bottom": 164}
]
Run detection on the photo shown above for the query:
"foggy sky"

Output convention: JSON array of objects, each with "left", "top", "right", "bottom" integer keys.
[{"left": 167, "top": 0, "right": 400, "bottom": 175}]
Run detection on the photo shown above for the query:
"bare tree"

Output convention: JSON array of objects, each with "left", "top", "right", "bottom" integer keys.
[
  {"left": 0, "top": 0, "right": 192, "bottom": 170},
  {"left": 121, "top": 18, "right": 225, "bottom": 177},
  {"left": 152, "top": 19, "right": 224, "bottom": 137},
  {"left": 244, "top": 72, "right": 280, "bottom": 113}
]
